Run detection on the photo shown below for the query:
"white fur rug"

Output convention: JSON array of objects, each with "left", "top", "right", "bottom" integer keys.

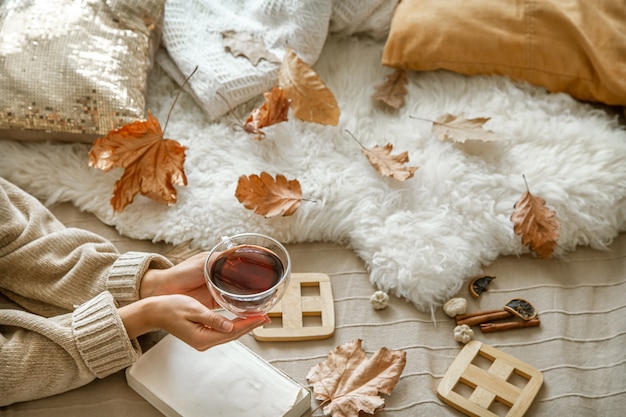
[{"left": 1, "top": 35, "right": 625, "bottom": 313}]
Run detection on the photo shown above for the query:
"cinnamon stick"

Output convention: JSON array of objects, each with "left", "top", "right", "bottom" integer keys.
[
  {"left": 480, "top": 318, "right": 541, "bottom": 333},
  {"left": 455, "top": 309, "right": 504, "bottom": 321},
  {"left": 456, "top": 310, "right": 513, "bottom": 326}
]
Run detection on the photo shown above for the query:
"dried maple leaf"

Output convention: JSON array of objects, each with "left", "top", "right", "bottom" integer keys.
[
  {"left": 88, "top": 111, "right": 187, "bottom": 212},
  {"left": 307, "top": 339, "right": 406, "bottom": 417},
  {"left": 278, "top": 47, "right": 340, "bottom": 126},
  {"left": 361, "top": 143, "right": 417, "bottom": 181},
  {"left": 221, "top": 30, "right": 280, "bottom": 66},
  {"left": 243, "top": 86, "right": 291, "bottom": 140},
  {"left": 235, "top": 172, "right": 302, "bottom": 217},
  {"left": 510, "top": 179, "right": 560, "bottom": 259},
  {"left": 431, "top": 113, "right": 501, "bottom": 143},
  {"left": 372, "top": 69, "right": 408, "bottom": 109}
]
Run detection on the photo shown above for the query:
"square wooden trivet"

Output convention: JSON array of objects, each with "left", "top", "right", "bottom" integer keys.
[
  {"left": 437, "top": 341, "right": 543, "bottom": 417},
  {"left": 252, "top": 273, "right": 335, "bottom": 341}
]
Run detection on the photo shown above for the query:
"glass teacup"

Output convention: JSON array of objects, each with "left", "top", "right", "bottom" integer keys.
[{"left": 204, "top": 233, "right": 291, "bottom": 318}]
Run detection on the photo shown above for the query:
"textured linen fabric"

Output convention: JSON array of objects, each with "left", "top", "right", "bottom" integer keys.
[
  {"left": 2, "top": 203, "right": 625, "bottom": 416},
  {"left": 382, "top": 0, "right": 626, "bottom": 106},
  {"left": 0, "top": 178, "right": 173, "bottom": 406},
  {"left": 157, "top": 0, "right": 398, "bottom": 121}
]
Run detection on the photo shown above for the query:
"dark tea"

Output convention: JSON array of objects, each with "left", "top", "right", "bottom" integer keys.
[{"left": 210, "top": 245, "right": 284, "bottom": 295}]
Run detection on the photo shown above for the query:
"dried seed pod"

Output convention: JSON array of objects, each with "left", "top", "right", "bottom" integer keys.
[
  {"left": 469, "top": 275, "right": 495, "bottom": 298},
  {"left": 443, "top": 297, "right": 468, "bottom": 317},
  {"left": 370, "top": 290, "right": 389, "bottom": 310},
  {"left": 454, "top": 324, "right": 474, "bottom": 344}
]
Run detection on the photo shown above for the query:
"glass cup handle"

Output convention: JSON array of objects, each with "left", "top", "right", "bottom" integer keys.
[{"left": 220, "top": 235, "right": 236, "bottom": 249}]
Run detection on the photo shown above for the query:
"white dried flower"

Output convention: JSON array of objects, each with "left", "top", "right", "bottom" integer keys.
[
  {"left": 370, "top": 290, "right": 389, "bottom": 310},
  {"left": 454, "top": 324, "right": 474, "bottom": 344},
  {"left": 443, "top": 297, "right": 468, "bottom": 317}
]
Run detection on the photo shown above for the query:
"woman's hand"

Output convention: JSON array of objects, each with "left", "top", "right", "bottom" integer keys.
[
  {"left": 122, "top": 252, "right": 270, "bottom": 350},
  {"left": 139, "top": 252, "right": 215, "bottom": 307},
  {"left": 119, "top": 294, "right": 270, "bottom": 351}
]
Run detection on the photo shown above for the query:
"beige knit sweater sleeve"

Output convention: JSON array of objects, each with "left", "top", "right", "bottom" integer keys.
[{"left": 0, "top": 178, "right": 173, "bottom": 406}]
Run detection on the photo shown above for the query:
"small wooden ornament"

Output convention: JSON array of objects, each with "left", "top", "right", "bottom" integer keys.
[
  {"left": 437, "top": 341, "right": 543, "bottom": 417},
  {"left": 252, "top": 273, "right": 335, "bottom": 341}
]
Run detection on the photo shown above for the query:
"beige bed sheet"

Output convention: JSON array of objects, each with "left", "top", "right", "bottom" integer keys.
[{"left": 2, "top": 203, "right": 625, "bottom": 416}]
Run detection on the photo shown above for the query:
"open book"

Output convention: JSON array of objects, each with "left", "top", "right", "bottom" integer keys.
[{"left": 126, "top": 334, "right": 311, "bottom": 417}]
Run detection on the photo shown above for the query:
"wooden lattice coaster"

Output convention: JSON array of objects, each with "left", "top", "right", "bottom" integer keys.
[
  {"left": 437, "top": 341, "right": 543, "bottom": 417},
  {"left": 252, "top": 273, "right": 335, "bottom": 341}
]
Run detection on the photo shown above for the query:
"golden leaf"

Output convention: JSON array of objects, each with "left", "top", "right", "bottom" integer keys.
[
  {"left": 432, "top": 113, "right": 501, "bottom": 143},
  {"left": 243, "top": 86, "right": 291, "bottom": 140},
  {"left": 361, "top": 143, "right": 417, "bottom": 181},
  {"left": 88, "top": 111, "right": 187, "bottom": 212},
  {"left": 278, "top": 47, "right": 340, "bottom": 126},
  {"left": 511, "top": 183, "right": 560, "bottom": 259},
  {"left": 235, "top": 172, "right": 302, "bottom": 217},
  {"left": 306, "top": 339, "right": 407, "bottom": 417},
  {"left": 372, "top": 69, "right": 408, "bottom": 109}
]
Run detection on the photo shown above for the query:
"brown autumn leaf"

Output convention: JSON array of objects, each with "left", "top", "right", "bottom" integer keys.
[
  {"left": 235, "top": 172, "right": 302, "bottom": 217},
  {"left": 372, "top": 69, "right": 408, "bottom": 109},
  {"left": 510, "top": 181, "right": 560, "bottom": 259},
  {"left": 221, "top": 30, "right": 280, "bottom": 66},
  {"left": 432, "top": 113, "right": 501, "bottom": 143},
  {"left": 278, "top": 47, "right": 340, "bottom": 126},
  {"left": 306, "top": 339, "right": 407, "bottom": 417},
  {"left": 88, "top": 111, "right": 187, "bottom": 212},
  {"left": 243, "top": 86, "right": 291, "bottom": 140},
  {"left": 361, "top": 143, "right": 417, "bottom": 181}
]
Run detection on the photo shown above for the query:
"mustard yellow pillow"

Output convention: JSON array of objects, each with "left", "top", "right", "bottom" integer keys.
[{"left": 382, "top": 0, "right": 626, "bottom": 106}]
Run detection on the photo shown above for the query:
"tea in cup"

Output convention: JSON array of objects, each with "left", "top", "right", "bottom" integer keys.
[{"left": 204, "top": 233, "right": 291, "bottom": 318}]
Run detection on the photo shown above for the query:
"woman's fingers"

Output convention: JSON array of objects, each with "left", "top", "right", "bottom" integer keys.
[
  {"left": 190, "top": 315, "right": 270, "bottom": 351},
  {"left": 230, "top": 316, "right": 271, "bottom": 337},
  {"left": 140, "top": 294, "right": 270, "bottom": 351}
]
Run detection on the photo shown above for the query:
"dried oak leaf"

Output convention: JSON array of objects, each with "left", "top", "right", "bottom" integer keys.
[
  {"left": 372, "top": 69, "right": 408, "bottom": 109},
  {"left": 221, "top": 30, "right": 280, "bottom": 66},
  {"left": 362, "top": 143, "right": 417, "bottom": 181},
  {"left": 235, "top": 172, "right": 302, "bottom": 217},
  {"left": 244, "top": 86, "right": 291, "bottom": 140},
  {"left": 432, "top": 113, "right": 501, "bottom": 143},
  {"left": 511, "top": 186, "right": 560, "bottom": 259},
  {"left": 278, "top": 47, "right": 339, "bottom": 126},
  {"left": 88, "top": 111, "right": 187, "bottom": 212},
  {"left": 307, "top": 339, "right": 407, "bottom": 417}
]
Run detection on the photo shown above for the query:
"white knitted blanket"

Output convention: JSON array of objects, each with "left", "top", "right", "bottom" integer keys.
[
  {"left": 1, "top": 2, "right": 625, "bottom": 313},
  {"left": 157, "top": 0, "right": 397, "bottom": 120}
]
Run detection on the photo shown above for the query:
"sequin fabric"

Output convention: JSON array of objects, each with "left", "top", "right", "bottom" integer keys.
[{"left": 0, "top": 0, "right": 164, "bottom": 142}]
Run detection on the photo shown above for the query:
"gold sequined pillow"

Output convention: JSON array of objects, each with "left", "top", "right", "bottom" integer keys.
[{"left": 0, "top": 0, "right": 164, "bottom": 143}]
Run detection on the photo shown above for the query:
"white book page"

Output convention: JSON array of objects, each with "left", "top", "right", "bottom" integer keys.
[{"left": 126, "top": 335, "right": 307, "bottom": 417}]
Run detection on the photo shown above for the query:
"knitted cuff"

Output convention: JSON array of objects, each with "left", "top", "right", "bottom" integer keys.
[
  {"left": 106, "top": 252, "right": 173, "bottom": 307},
  {"left": 72, "top": 292, "right": 140, "bottom": 378}
]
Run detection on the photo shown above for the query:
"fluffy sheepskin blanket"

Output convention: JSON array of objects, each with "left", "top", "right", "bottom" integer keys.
[{"left": 1, "top": 34, "right": 625, "bottom": 314}]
